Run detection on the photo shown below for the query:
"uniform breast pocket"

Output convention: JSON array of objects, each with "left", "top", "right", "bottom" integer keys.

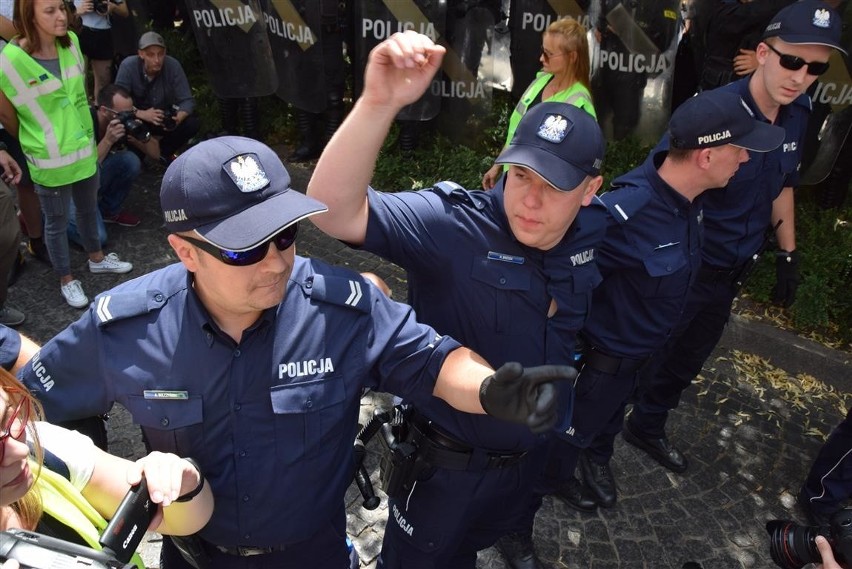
[
  {"left": 640, "top": 247, "right": 689, "bottom": 299},
  {"left": 470, "top": 258, "right": 532, "bottom": 333},
  {"left": 124, "top": 395, "right": 204, "bottom": 456},
  {"left": 270, "top": 377, "right": 347, "bottom": 461},
  {"left": 557, "top": 265, "right": 602, "bottom": 330}
]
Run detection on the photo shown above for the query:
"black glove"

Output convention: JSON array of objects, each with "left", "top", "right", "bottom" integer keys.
[
  {"left": 478, "top": 363, "right": 577, "bottom": 433},
  {"left": 771, "top": 249, "right": 800, "bottom": 308}
]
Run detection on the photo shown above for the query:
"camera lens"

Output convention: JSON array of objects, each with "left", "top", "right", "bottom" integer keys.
[{"left": 766, "top": 520, "right": 824, "bottom": 569}]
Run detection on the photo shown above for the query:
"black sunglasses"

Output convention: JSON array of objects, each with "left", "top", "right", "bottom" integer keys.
[
  {"left": 178, "top": 223, "right": 299, "bottom": 266},
  {"left": 765, "top": 43, "right": 830, "bottom": 76}
]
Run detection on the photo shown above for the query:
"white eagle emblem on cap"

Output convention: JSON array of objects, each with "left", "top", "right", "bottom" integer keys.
[
  {"left": 229, "top": 154, "right": 269, "bottom": 193},
  {"left": 537, "top": 114, "right": 569, "bottom": 143},
  {"left": 813, "top": 8, "right": 831, "bottom": 28}
]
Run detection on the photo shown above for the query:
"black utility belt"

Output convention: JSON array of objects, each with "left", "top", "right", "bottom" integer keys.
[
  {"left": 583, "top": 347, "right": 647, "bottom": 376},
  {"left": 410, "top": 414, "right": 527, "bottom": 471},
  {"left": 697, "top": 264, "right": 743, "bottom": 284},
  {"left": 207, "top": 541, "right": 290, "bottom": 557}
]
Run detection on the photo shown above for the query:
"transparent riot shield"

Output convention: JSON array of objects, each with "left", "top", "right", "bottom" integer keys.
[
  {"left": 801, "top": 24, "right": 852, "bottom": 186},
  {"left": 109, "top": 0, "right": 148, "bottom": 60},
  {"left": 352, "top": 0, "right": 446, "bottom": 121},
  {"left": 508, "top": 0, "right": 588, "bottom": 99},
  {"left": 435, "top": 1, "right": 499, "bottom": 144},
  {"left": 263, "top": 0, "right": 329, "bottom": 113},
  {"left": 185, "top": 0, "right": 277, "bottom": 98},
  {"left": 588, "top": 0, "right": 680, "bottom": 144}
]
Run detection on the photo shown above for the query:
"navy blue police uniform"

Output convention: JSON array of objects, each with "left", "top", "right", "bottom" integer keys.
[
  {"left": 629, "top": 76, "right": 809, "bottom": 440},
  {"left": 19, "top": 257, "right": 462, "bottom": 569},
  {"left": 800, "top": 407, "right": 852, "bottom": 523},
  {"left": 545, "top": 149, "right": 704, "bottom": 485},
  {"left": 0, "top": 323, "right": 20, "bottom": 371},
  {"left": 359, "top": 180, "right": 607, "bottom": 566}
]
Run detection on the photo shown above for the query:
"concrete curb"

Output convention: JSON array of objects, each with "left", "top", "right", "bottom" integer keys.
[{"left": 720, "top": 313, "right": 850, "bottom": 392}]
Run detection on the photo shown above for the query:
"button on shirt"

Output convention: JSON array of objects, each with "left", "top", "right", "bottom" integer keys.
[
  {"left": 19, "top": 257, "right": 460, "bottom": 547},
  {"left": 361, "top": 182, "right": 607, "bottom": 451},
  {"left": 583, "top": 151, "right": 704, "bottom": 359},
  {"left": 654, "top": 76, "right": 808, "bottom": 269}
]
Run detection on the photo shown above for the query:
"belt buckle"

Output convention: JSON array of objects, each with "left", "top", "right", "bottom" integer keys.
[{"left": 237, "top": 546, "right": 273, "bottom": 556}]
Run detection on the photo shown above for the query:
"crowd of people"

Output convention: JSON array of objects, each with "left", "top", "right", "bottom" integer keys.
[{"left": 0, "top": 1, "right": 849, "bottom": 569}]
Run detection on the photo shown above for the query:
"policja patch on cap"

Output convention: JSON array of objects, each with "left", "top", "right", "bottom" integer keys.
[
  {"left": 495, "top": 102, "right": 605, "bottom": 191},
  {"left": 762, "top": 0, "right": 846, "bottom": 55},
  {"left": 160, "top": 136, "right": 328, "bottom": 251}
]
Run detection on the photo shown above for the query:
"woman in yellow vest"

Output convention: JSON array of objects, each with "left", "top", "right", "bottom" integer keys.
[
  {"left": 0, "top": 368, "right": 214, "bottom": 566},
  {"left": 482, "top": 16, "right": 597, "bottom": 189},
  {"left": 0, "top": 0, "right": 134, "bottom": 310}
]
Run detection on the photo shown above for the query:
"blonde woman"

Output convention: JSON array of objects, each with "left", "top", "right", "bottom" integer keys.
[{"left": 483, "top": 16, "right": 596, "bottom": 189}]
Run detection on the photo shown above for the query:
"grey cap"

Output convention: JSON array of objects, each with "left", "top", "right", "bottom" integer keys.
[{"left": 139, "top": 31, "right": 166, "bottom": 50}]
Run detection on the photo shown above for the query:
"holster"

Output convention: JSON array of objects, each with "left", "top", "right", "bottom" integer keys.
[
  {"left": 168, "top": 535, "right": 211, "bottom": 569},
  {"left": 377, "top": 420, "right": 431, "bottom": 502}
]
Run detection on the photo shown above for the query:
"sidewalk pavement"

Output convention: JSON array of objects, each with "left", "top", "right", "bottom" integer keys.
[{"left": 7, "top": 150, "right": 849, "bottom": 569}]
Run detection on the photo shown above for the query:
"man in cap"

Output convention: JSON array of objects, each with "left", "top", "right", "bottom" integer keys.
[
  {"left": 308, "top": 31, "right": 607, "bottom": 569},
  {"left": 536, "top": 90, "right": 784, "bottom": 521},
  {"left": 115, "top": 31, "right": 200, "bottom": 164},
  {"left": 621, "top": 0, "right": 846, "bottom": 478},
  {"left": 17, "top": 135, "right": 573, "bottom": 569}
]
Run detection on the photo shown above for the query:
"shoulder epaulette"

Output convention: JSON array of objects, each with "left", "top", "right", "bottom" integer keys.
[
  {"left": 432, "top": 180, "right": 487, "bottom": 210},
  {"left": 305, "top": 274, "right": 371, "bottom": 313},
  {"left": 92, "top": 289, "right": 170, "bottom": 326},
  {"left": 601, "top": 185, "right": 653, "bottom": 224}
]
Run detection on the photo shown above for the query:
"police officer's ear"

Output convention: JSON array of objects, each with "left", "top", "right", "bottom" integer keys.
[
  {"left": 167, "top": 233, "right": 202, "bottom": 272},
  {"left": 755, "top": 41, "right": 771, "bottom": 66},
  {"left": 695, "top": 147, "right": 713, "bottom": 171},
  {"left": 581, "top": 175, "right": 604, "bottom": 205}
]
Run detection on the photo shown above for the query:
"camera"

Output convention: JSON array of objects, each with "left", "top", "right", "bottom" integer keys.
[
  {"left": 766, "top": 507, "right": 852, "bottom": 569},
  {"left": 94, "top": 0, "right": 123, "bottom": 15},
  {"left": 1, "top": 477, "right": 154, "bottom": 568},
  {"left": 161, "top": 104, "right": 181, "bottom": 132},
  {"left": 115, "top": 110, "right": 150, "bottom": 143}
]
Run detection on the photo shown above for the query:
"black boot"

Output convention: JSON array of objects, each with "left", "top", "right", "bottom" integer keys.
[
  {"left": 494, "top": 532, "right": 545, "bottom": 569},
  {"left": 290, "top": 109, "right": 322, "bottom": 162},
  {"left": 218, "top": 97, "right": 239, "bottom": 136},
  {"left": 579, "top": 452, "right": 618, "bottom": 508}
]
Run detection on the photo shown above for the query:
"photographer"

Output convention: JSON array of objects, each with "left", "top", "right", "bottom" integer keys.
[
  {"left": 72, "top": 0, "right": 128, "bottom": 99},
  {"left": 68, "top": 84, "right": 157, "bottom": 246},
  {"left": 115, "top": 31, "right": 199, "bottom": 165}
]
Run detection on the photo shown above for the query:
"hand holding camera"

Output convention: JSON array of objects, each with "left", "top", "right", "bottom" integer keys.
[{"left": 766, "top": 507, "right": 852, "bottom": 569}]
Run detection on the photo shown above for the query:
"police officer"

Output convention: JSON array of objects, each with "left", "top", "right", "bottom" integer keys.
[
  {"left": 541, "top": 91, "right": 784, "bottom": 515},
  {"left": 17, "top": 135, "right": 572, "bottom": 569},
  {"left": 624, "top": 0, "right": 846, "bottom": 475},
  {"left": 308, "top": 32, "right": 606, "bottom": 569},
  {"left": 799, "top": 408, "right": 852, "bottom": 525}
]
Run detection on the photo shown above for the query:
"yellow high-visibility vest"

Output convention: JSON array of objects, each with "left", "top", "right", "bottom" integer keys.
[
  {"left": 0, "top": 32, "right": 96, "bottom": 186},
  {"left": 33, "top": 464, "right": 147, "bottom": 568}
]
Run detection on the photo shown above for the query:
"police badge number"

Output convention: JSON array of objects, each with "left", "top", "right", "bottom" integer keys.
[
  {"left": 225, "top": 153, "right": 270, "bottom": 193},
  {"left": 537, "top": 114, "right": 570, "bottom": 143}
]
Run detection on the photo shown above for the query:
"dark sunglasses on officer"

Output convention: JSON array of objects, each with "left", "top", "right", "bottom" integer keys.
[
  {"left": 765, "top": 43, "right": 830, "bottom": 76},
  {"left": 178, "top": 223, "right": 299, "bottom": 267}
]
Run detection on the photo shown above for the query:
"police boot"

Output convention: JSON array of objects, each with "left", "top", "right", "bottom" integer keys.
[
  {"left": 218, "top": 97, "right": 239, "bottom": 136},
  {"left": 290, "top": 109, "right": 322, "bottom": 162},
  {"left": 397, "top": 120, "right": 420, "bottom": 154},
  {"left": 579, "top": 452, "right": 617, "bottom": 508},
  {"left": 494, "top": 532, "right": 545, "bottom": 569},
  {"left": 324, "top": 92, "right": 345, "bottom": 145},
  {"left": 816, "top": 167, "right": 850, "bottom": 210}
]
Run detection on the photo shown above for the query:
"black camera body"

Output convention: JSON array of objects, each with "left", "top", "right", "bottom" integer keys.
[
  {"left": 161, "top": 104, "right": 181, "bottom": 132},
  {"left": 115, "top": 110, "right": 150, "bottom": 143},
  {"left": 94, "top": 0, "right": 123, "bottom": 15},
  {"left": 767, "top": 507, "right": 852, "bottom": 569}
]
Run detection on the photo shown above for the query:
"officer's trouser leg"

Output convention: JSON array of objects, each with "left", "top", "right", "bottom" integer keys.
[
  {"left": 802, "top": 408, "right": 852, "bottom": 516},
  {"left": 630, "top": 279, "right": 734, "bottom": 438}
]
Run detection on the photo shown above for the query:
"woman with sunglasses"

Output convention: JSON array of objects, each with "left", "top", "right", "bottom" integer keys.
[
  {"left": 0, "top": 368, "right": 214, "bottom": 563},
  {"left": 482, "top": 16, "right": 596, "bottom": 189},
  {"left": 0, "top": 0, "right": 134, "bottom": 310}
]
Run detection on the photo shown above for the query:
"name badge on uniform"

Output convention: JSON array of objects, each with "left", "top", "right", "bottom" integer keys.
[
  {"left": 143, "top": 390, "right": 189, "bottom": 400},
  {"left": 487, "top": 251, "right": 525, "bottom": 264}
]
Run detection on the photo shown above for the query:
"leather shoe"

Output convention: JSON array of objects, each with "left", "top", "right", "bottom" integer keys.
[
  {"left": 622, "top": 419, "right": 688, "bottom": 473},
  {"left": 494, "top": 532, "right": 545, "bottom": 569},
  {"left": 553, "top": 476, "right": 597, "bottom": 513},
  {"left": 579, "top": 453, "right": 617, "bottom": 508}
]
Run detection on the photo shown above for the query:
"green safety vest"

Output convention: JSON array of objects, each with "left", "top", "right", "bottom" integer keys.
[
  {"left": 505, "top": 71, "right": 597, "bottom": 147},
  {"left": 33, "top": 463, "right": 147, "bottom": 569},
  {"left": 0, "top": 32, "right": 96, "bottom": 186}
]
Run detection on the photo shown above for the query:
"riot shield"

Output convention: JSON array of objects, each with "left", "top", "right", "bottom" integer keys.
[
  {"left": 589, "top": 0, "right": 680, "bottom": 143},
  {"left": 480, "top": 0, "right": 512, "bottom": 92},
  {"left": 262, "top": 0, "right": 327, "bottom": 113},
  {"left": 435, "top": 1, "right": 498, "bottom": 144},
  {"left": 800, "top": 12, "right": 852, "bottom": 186},
  {"left": 352, "top": 0, "right": 446, "bottom": 121},
  {"left": 110, "top": 0, "right": 149, "bottom": 60},
  {"left": 185, "top": 0, "right": 277, "bottom": 98},
  {"left": 508, "top": 0, "right": 588, "bottom": 99}
]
